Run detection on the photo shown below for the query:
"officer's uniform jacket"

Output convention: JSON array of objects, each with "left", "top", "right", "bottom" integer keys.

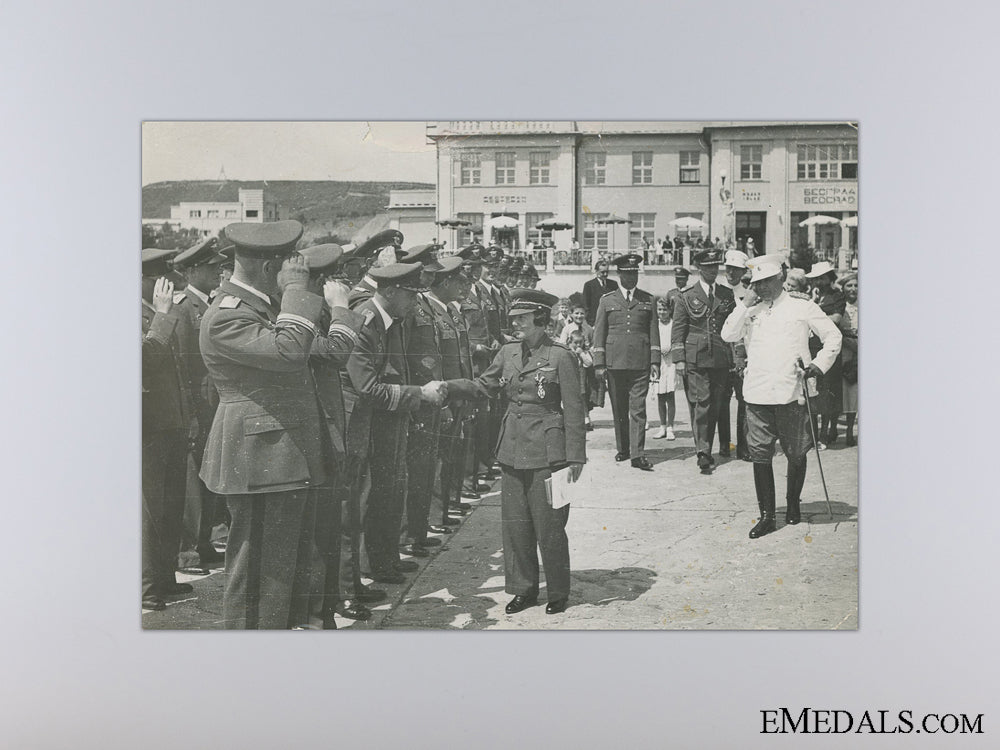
[
  {"left": 142, "top": 302, "right": 190, "bottom": 436},
  {"left": 403, "top": 295, "right": 444, "bottom": 387},
  {"left": 309, "top": 305, "right": 366, "bottom": 471},
  {"left": 462, "top": 288, "right": 493, "bottom": 376},
  {"left": 475, "top": 335, "right": 587, "bottom": 470},
  {"left": 342, "top": 298, "right": 424, "bottom": 460},
  {"left": 426, "top": 293, "right": 472, "bottom": 382},
  {"left": 721, "top": 291, "right": 842, "bottom": 405},
  {"left": 671, "top": 282, "right": 736, "bottom": 369},
  {"left": 592, "top": 287, "right": 661, "bottom": 369},
  {"left": 347, "top": 276, "right": 377, "bottom": 310},
  {"left": 173, "top": 286, "right": 215, "bottom": 410},
  {"left": 198, "top": 280, "right": 326, "bottom": 495},
  {"left": 474, "top": 280, "right": 503, "bottom": 345}
]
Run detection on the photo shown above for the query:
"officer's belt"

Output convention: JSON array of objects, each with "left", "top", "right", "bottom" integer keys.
[{"left": 505, "top": 402, "right": 561, "bottom": 416}]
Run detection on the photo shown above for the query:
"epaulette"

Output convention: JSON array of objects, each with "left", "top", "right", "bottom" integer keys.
[
  {"left": 218, "top": 295, "right": 242, "bottom": 309},
  {"left": 549, "top": 340, "right": 572, "bottom": 353},
  {"left": 788, "top": 291, "right": 811, "bottom": 300},
  {"left": 173, "top": 291, "right": 187, "bottom": 304},
  {"left": 600, "top": 289, "right": 616, "bottom": 297}
]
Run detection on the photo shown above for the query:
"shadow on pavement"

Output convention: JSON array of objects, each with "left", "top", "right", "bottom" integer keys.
[
  {"left": 791, "top": 500, "right": 857, "bottom": 524},
  {"left": 570, "top": 567, "right": 657, "bottom": 607},
  {"left": 384, "top": 592, "right": 502, "bottom": 630}
]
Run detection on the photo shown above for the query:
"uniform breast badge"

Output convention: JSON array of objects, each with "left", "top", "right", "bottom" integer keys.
[{"left": 535, "top": 372, "right": 548, "bottom": 398}]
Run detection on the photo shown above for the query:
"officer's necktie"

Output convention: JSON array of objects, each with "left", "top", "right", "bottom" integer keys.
[{"left": 707, "top": 284, "right": 714, "bottom": 308}]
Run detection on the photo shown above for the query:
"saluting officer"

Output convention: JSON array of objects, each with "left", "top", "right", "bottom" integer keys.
[
  {"left": 169, "top": 237, "right": 228, "bottom": 566},
  {"left": 199, "top": 220, "right": 326, "bottom": 629},
  {"left": 672, "top": 248, "right": 736, "bottom": 473},
  {"left": 347, "top": 229, "right": 405, "bottom": 309},
  {"left": 721, "top": 254, "right": 841, "bottom": 538},
  {"left": 593, "top": 253, "right": 660, "bottom": 471},
  {"left": 141, "top": 248, "right": 193, "bottom": 612},
  {"left": 475, "top": 289, "right": 587, "bottom": 615},
  {"left": 342, "top": 263, "right": 446, "bottom": 584},
  {"left": 299, "top": 243, "right": 370, "bottom": 626}
]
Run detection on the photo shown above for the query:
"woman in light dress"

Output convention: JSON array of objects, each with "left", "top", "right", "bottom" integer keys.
[{"left": 652, "top": 296, "right": 678, "bottom": 440}]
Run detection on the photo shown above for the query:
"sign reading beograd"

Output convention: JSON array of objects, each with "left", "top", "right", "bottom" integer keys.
[{"left": 791, "top": 183, "right": 858, "bottom": 208}]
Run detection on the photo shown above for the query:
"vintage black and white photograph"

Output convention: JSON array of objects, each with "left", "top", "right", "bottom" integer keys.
[{"left": 141, "top": 120, "right": 859, "bottom": 630}]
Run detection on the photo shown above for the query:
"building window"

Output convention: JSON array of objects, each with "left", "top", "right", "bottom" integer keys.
[
  {"left": 632, "top": 151, "right": 653, "bottom": 184},
  {"left": 583, "top": 152, "right": 606, "bottom": 185},
  {"left": 225, "top": 209, "right": 238, "bottom": 218},
  {"left": 459, "top": 152, "right": 481, "bottom": 185},
  {"left": 206, "top": 209, "right": 219, "bottom": 218},
  {"left": 245, "top": 210, "right": 258, "bottom": 218},
  {"left": 582, "top": 213, "right": 609, "bottom": 250},
  {"left": 526, "top": 212, "right": 554, "bottom": 246},
  {"left": 740, "top": 145, "right": 763, "bottom": 180},
  {"left": 529, "top": 151, "right": 551, "bottom": 184},
  {"left": 679, "top": 151, "right": 700, "bottom": 183},
  {"left": 456, "top": 212, "right": 483, "bottom": 245},
  {"left": 494, "top": 152, "right": 516, "bottom": 185},
  {"left": 628, "top": 214, "right": 656, "bottom": 249},
  {"left": 797, "top": 144, "right": 858, "bottom": 180},
  {"left": 189, "top": 210, "right": 202, "bottom": 218}
]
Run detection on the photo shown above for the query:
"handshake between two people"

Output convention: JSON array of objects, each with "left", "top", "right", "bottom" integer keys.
[{"left": 418, "top": 378, "right": 489, "bottom": 407}]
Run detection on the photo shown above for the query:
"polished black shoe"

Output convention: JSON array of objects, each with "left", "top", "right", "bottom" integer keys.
[
  {"left": 461, "top": 489, "right": 482, "bottom": 500},
  {"left": 615, "top": 452, "right": 628, "bottom": 462},
  {"left": 142, "top": 596, "right": 166, "bottom": 611},
  {"left": 631, "top": 457, "right": 653, "bottom": 471},
  {"left": 474, "top": 480, "right": 492, "bottom": 491},
  {"left": 159, "top": 582, "right": 194, "bottom": 596},
  {"left": 336, "top": 600, "right": 372, "bottom": 621},
  {"left": 197, "top": 546, "right": 225, "bottom": 564},
  {"left": 417, "top": 536, "right": 442, "bottom": 547},
  {"left": 427, "top": 525, "right": 452, "bottom": 535},
  {"left": 350, "top": 584, "right": 387, "bottom": 603},
  {"left": 748, "top": 515, "right": 776, "bottom": 539},
  {"left": 371, "top": 570, "right": 407, "bottom": 585},
  {"left": 785, "top": 501, "right": 801, "bottom": 525},
  {"left": 456, "top": 501, "right": 472, "bottom": 511},
  {"left": 481, "top": 470, "right": 501, "bottom": 481},
  {"left": 442, "top": 516, "right": 461, "bottom": 526},
  {"left": 505, "top": 595, "right": 537, "bottom": 614},
  {"left": 400, "top": 543, "right": 430, "bottom": 558},
  {"left": 696, "top": 452, "right": 712, "bottom": 471},
  {"left": 718, "top": 446, "right": 731, "bottom": 458},
  {"left": 545, "top": 598, "right": 568, "bottom": 615},
  {"left": 394, "top": 560, "right": 419, "bottom": 572}
]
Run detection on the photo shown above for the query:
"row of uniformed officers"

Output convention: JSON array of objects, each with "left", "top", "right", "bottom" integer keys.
[{"left": 141, "top": 221, "right": 583, "bottom": 626}]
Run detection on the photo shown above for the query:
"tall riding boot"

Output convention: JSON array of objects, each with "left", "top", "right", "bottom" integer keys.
[
  {"left": 785, "top": 455, "right": 807, "bottom": 525},
  {"left": 826, "top": 412, "right": 840, "bottom": 445},
  {"left": 845, "top": 414, "right": 856, "bottom": 447},
  {"left": 750, "top": 463, "right": 776, "bottom": 539}
]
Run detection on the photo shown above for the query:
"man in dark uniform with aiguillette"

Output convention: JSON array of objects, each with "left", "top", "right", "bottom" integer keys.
[
  {"left": 592, "top": 253, "right": 660, "bottom": 471},
  {"left": 199, "top": 220, "right": 328, "bottom": 629},
  {"left": 672, "top": 247, "right": 736, "bottom": 473}
]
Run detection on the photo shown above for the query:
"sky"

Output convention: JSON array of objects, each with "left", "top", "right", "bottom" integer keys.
[{"left": 141, "top": 122, "right": 436, "bottom": 185}]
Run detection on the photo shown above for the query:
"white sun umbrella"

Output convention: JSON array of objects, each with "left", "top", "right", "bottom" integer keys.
[
  {"left": 489, "top": 215, "right": 520, "bottom": 229},
  {"left": 668, "top": 216, "right": 708, "bottom": 231},
  {"left": 799, "top": 215, "right": 841, "bottom": 227},
  {"left": 840, "top": 215, "right": 858, "bottom": 228}
]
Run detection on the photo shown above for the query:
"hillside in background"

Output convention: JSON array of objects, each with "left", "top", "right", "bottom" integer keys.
[{"left": 142, "top": 179, "right": 433, "bottom": 244}]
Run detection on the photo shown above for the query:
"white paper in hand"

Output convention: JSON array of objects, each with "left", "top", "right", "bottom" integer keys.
[{"left": 545, "top": 465, "right": 585, "bottom": 509}]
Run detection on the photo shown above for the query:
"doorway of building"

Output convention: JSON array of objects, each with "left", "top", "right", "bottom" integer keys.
[{"left": 735, "top": 212, "right": 766, "bottom": 255}]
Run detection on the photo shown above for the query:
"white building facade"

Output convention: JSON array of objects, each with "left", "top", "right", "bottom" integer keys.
[{"left": 166, "top": 188, "right": 285, "bottom": 237}]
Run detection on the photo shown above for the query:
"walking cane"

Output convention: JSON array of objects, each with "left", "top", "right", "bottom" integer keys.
[{"left": 797, "top": 358, "right": 834, "bottom": 519}]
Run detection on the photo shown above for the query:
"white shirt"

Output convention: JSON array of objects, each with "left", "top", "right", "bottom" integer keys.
[
  {"left": 229, "top": 277, "right": 272, "bottom": 306},
  {"left": 371, "top": 296, "right": 395, "bottom": 330},
  {"left": 721, "top": 292, "right": 842, "bottom": 405},
  {"left": 698, "top": 279, "right": 715, "bottom": 298},
  {"left": 620, "top": 288, "right": 633, "bottom": 303}
]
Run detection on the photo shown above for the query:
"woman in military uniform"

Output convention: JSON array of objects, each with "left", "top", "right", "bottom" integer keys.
[{"left": 475, "top": 289, "right": 587, "bottom": 615}]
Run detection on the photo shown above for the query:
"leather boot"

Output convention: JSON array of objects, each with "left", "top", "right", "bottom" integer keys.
[
  {"left": 749, "top": 463, "right": 776, "bottom": 539},
  {"left": 785, "top": 455, "right": 806, "bottom": 525}
]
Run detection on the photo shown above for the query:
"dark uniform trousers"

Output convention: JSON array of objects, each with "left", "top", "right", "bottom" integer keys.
[
  {"left": 223, "top": 490, "right": 316, "bottom": 630},
  {"left": 310, "top": 484, "right": 344, "bottom": 628},
  {"left": 718, "top": 371, "right": 749, "bottom": 457},
  {"left": 405, "top": 404, "right": 442, "bottom": 543},
  {"left": 141, "top": 428, "right": 188, "bottom": 599},
  {"left": 434, "top": 405, "right": 465, "bottom": 522},
  {"left": 365, "top": 411, "right": 410, "bottom": 576},
  {"left": 607, "top": 369, "right": 650, "bottom": 459},
  {"left": 684, "top": 366, "right": 729, "bottom": 456},
  {"left": 501, "top": 466, "right": 571, "bottom": 600}
]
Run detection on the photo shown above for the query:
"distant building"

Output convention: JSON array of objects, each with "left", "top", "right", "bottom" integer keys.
[
  {"left": 385, "top": 188, "right": 437, "bottom": 246},
  {"left": 426, "top": 121, "right": 858, "bottom": 268},
  {"left": 154, "top": 188, "right": 286, "bottom": 237}
]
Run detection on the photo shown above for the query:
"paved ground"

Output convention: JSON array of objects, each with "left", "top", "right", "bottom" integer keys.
[{"left": 143, "top": 387, "right": 858, "bottom": 631}]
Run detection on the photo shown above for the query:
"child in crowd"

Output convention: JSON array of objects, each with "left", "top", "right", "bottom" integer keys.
[
  {"left": 550, "top": 297, "right": 572, "bottom": 339},
  {"left": 653, "top": 296, "right": 678, "bottom": 440},
  {"left": 566, "top": 328, "right": 595, "bottom": 431}
]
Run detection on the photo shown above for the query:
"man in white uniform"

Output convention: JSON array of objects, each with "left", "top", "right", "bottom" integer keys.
[{"left": 721, "top": 253, "right": 842, "bottom": 539}]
